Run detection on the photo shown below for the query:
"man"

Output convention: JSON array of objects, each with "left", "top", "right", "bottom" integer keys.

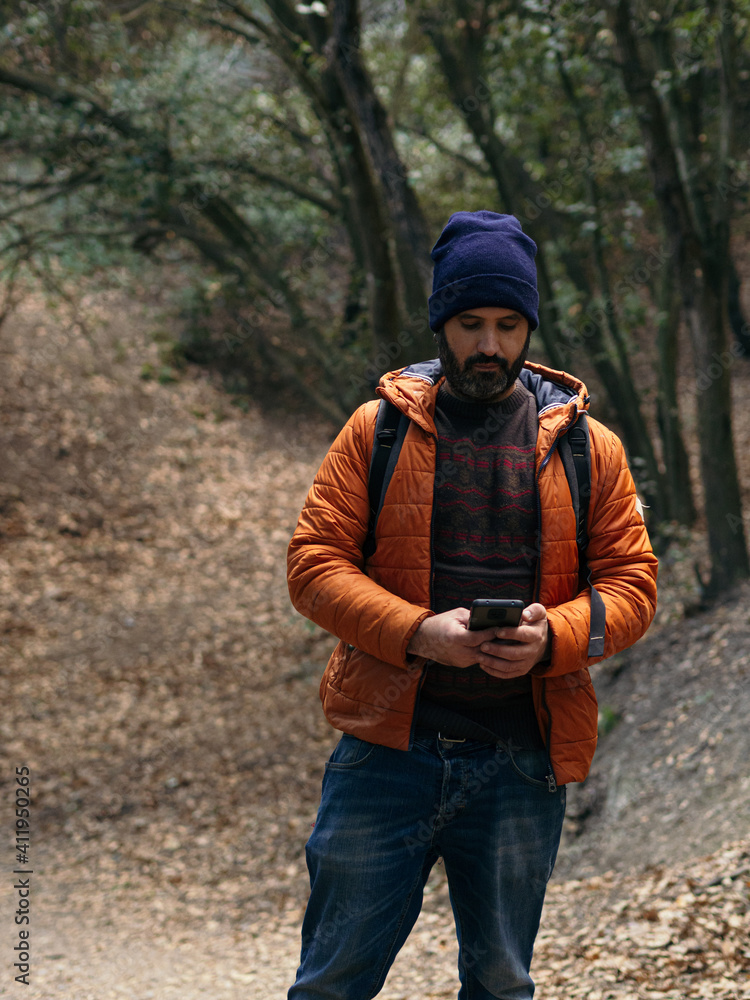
[{"left": 286, "top": 211, "right": 658, "bottom": 1000}]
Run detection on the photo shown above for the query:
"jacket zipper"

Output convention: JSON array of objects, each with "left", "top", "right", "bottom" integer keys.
[
  {"left": 534, "top": 461, "right": 557, "bottom": 793},
  {"left": 407, "top": 426, "right": 439, "bottom": 749},
  {"left": 534, "top": 409, "right": 577, "bottom": 793}
]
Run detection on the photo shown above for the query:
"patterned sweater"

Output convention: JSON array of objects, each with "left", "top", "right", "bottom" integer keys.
[{"left": 419, "top": 381, "right": 544, "bottom": 747}]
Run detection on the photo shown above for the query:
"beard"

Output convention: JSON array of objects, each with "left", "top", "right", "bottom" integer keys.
[{"left": 436, "top": 329, "right": 531, "bottom": 402}]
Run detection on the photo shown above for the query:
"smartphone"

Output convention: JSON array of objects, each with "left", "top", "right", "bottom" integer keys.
[{"left": 468, "top": 599, "right": 524, "bottom": 631}]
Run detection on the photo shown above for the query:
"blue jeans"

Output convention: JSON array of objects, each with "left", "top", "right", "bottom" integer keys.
[{"left": 288, "top": 732, "right": 566, "bottom": 1000}]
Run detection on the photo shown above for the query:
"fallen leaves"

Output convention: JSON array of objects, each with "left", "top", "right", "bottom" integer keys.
[
  {"left": 535, "top": 841, "right": 750, "bottom": 998},
  {"left": 2, "top": 286, "right": 750, "bottom": 999}
]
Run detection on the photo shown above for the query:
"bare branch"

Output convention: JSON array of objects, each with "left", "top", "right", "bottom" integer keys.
[
  {"left": 0, "top": 170, "right": 103, "bottom": 223},
  {"left": 0, "top": 65, "right": 141, "bottom": 138},
  {"left": 160, "top": 2, "right": 265, "bottom": 46},
  {"left": 198, "top": 158, "right": 340, "bottom": 213},
  {"left": 0, "top": 228, "right": 137, "bottom": 257},
  {"left": 121, "top": 0, "right": 157, "bottom": 22},
  {"left": 396, "top": 122, "right": 490, "bottom": 177}
]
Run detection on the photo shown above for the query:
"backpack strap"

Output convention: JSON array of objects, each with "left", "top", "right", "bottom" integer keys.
[
  {"left": 363, "top": 399, "right": 408, "bottom": 560},
  {"left": 564, "top": 416, "right": 591, "bottom": 552},
  {"left": 365, "top": 399, "right": 606, "bottom": 657},
  {"left": 557, "top": 413, "right": 606, "bottom": 658}
]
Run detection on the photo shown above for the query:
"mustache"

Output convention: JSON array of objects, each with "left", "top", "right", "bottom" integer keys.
[{"left": 465, "top": 354, "right": 510, "bottom": 370}]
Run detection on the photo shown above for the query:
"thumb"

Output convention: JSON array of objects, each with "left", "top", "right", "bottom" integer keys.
[{"left": 522, "top": 602, "right": 547, "bottom": 623}]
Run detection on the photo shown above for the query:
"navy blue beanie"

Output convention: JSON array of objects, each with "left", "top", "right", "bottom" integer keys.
[{"left": 428, "top": 211, "right": 539, "bottom": 332}]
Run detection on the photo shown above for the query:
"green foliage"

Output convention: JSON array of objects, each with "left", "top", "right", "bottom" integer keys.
[
  {"left": 139, "top": 361, "right": 180, "bottom": 383},
  {"left": 598, "top": 705, "right": 622, "bottom": 737},
  {"left": 1, "top": 0, "right": 749, "bottom": 445}
]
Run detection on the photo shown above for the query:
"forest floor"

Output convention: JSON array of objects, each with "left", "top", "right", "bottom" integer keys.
[{"left": 1, "top": 284, "right": 749, "bottom": 999}]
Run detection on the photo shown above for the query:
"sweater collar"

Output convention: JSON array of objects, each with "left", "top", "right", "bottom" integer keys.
[{"left": 435, "top": 380, "right": 532, "bottom": 420}]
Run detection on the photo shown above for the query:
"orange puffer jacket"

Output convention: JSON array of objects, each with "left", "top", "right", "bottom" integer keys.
[{"left": 287, "top": 360, "right": 658, "bottom": 785}]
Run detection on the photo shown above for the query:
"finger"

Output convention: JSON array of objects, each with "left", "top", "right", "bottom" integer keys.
[
  {"left": 465, "top": 625, "right": 503, "bottom": 647},
  {"left": 480, "top": 640, "right": 525, "bottom": 661},
  {"left": 491, "top": 629, "right": 521, "bottom": 643},
  {"left": 522, "top": 602, "right": 547, "bottom": 622},
  {"left": 494, "top": 616, "right": 546, "bottom": 643},
  {"left": 455, "top": 607, "right": 472, "bottom": 627},
  {"left": 479, "top": 659, "right": 529, "bottom": 679},
  {"left": 490, "top": 626, "right": 530, "bottom": 645}
]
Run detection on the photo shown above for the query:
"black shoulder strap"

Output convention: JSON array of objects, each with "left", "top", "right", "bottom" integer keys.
[
  {"left": 566, "top": 415, "right": 591, "bottom": 551},
  {"left": 558, "top": 413, "right": 606, "bottom": 658},
  {"left": 363, "top": 399, "right": 408, "bottom": 560}
]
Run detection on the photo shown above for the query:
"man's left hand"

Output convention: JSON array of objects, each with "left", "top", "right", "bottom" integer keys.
[{"left": 477, "top": 602, "right": 550, "bottom": 678}]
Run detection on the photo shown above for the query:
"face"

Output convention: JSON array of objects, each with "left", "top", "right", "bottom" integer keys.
[{"left": 437, "top": 307, "right": 531, "bottom": 402}]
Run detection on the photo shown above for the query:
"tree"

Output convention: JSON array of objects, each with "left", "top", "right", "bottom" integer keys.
[
  {"left": 0, "top": 0, "right": 434, "bottom": 421},
  {"left": 405, "top": 0, "right": 693, "bottom": 524},
  {"left": 203, "top": 0, "right": 434, "bottom": 363},
  {"left": 606, "top": 0, "right": 749, "bottom": 594},
  {"left": 1, "top": 0, "right": 748, "bottom": 596}
]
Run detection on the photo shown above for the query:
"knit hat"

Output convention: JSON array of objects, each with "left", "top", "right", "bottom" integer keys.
[{"left": 428, "top": 211, "right": 539, "bottom": 332}]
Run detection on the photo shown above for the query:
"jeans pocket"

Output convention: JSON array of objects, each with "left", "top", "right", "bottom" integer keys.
[
  {"left": 509, "top": 747, "right": 555, "bottom": 790},
  {"left": 325, "top": 733, "right": 380, "bottom": 770}
]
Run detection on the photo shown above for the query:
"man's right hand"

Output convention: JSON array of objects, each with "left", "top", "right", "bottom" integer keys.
[{"left": 406, "top": 607, "right": 500, "bottom": 668}]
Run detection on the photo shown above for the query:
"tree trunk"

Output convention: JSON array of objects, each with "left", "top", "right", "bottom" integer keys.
[
  {"left": 655, "top": 265, "right": 696, "bottom": 526},
  {"left": 682, "top": 248, "right": 748, "bottom": 592},
  {"left": 254, "top": 0, "right": 432, "bottom": 373},
  {"left": 728, "top": 257, "right": 750, "bottom": 356},
  {"left": 608, "top": 0, "right": 749, "bottom": 594},
  {"left": 416, "top": 0, "right": 668, "bottom": 515},
  {"left": 331, "top": 0, "right": 433, "bottom": 337}
]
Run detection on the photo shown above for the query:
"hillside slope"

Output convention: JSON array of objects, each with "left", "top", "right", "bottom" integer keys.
[
  {"left": 1, "top": 287, "right": 749, "bottom": 998},
  {"left": 559, "top": 580, "right": 750, "bottom": 880}
]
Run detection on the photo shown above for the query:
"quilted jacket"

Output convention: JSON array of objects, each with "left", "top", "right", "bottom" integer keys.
[{"left": 287, "top": 359, "right": 658, "bottom": 784}]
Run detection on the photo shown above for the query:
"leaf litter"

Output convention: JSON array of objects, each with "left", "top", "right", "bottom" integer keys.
[{"left": 0, "top": 285, "right": 749, "bottom": 999}]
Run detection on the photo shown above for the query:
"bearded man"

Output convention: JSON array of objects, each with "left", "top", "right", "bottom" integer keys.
[{"left": 286, "top": 210, "right": 658, "bottom": 1000}]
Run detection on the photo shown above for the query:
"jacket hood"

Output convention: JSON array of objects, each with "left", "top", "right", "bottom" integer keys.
[{"left": 377, "top": 358, "right": 590, "bottom": 435}]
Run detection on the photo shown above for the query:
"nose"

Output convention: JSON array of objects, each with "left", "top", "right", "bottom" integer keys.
[{"left": 476, "top": 327, "right": 502, "bottom": 356}]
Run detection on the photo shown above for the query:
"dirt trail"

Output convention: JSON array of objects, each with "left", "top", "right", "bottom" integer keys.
[
  {"left": 1, "top": 287, "right": 749, "bottom": 999},
  {"left": 10, "top": 837, "right": 750, "bottom": 1000}
]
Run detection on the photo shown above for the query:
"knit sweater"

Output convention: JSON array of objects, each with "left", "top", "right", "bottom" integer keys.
[{"left": 418, "top": 381, "right": 544, "bottom": 747}]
